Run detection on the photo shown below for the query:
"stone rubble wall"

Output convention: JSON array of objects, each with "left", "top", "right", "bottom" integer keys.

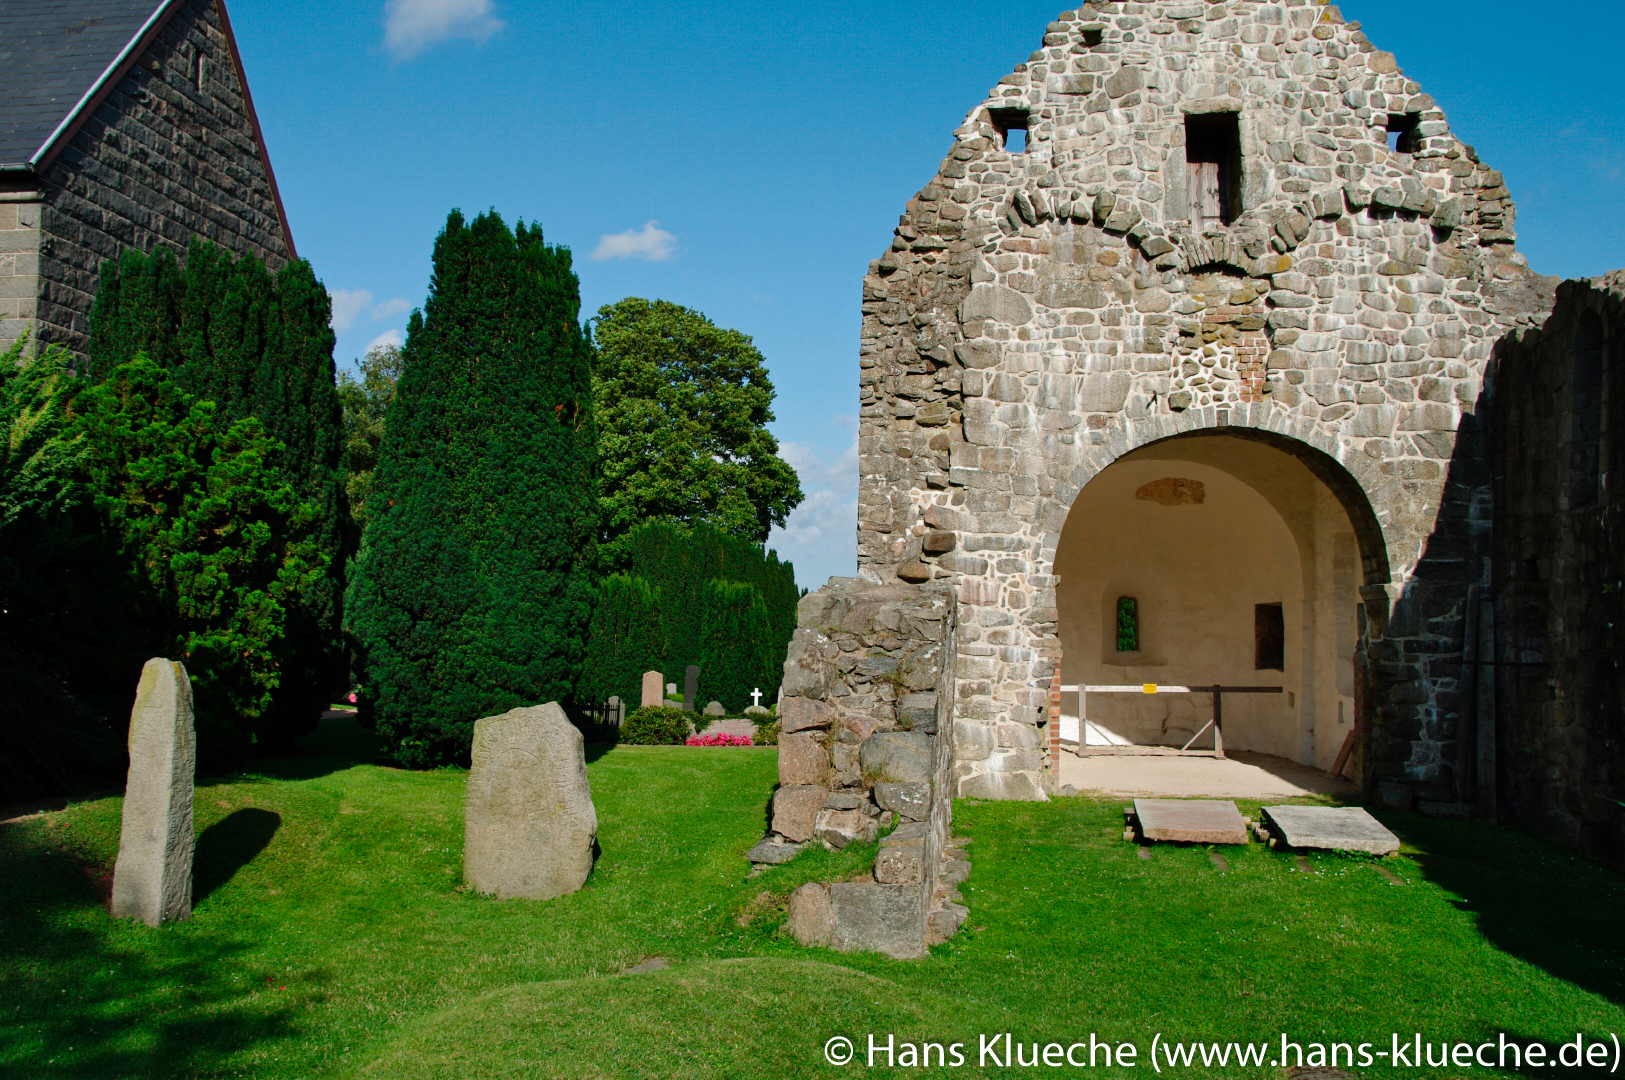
[
  {"left": 29, "top": 0, "right": 292, "bottom": 356},
  {"left": 1490, "top": 273, "right": 1625, "bottom": 870},
  {"left": 764, "top": 579, "right": 968, "bottom": 958},
  {"left": 854, "top": 0, "right": 1555, "bottom": 801}
]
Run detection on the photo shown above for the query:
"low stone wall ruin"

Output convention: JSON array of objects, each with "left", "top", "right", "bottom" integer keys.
[{"left": 752, "top": 579, "right": 969, "bottom": 958}]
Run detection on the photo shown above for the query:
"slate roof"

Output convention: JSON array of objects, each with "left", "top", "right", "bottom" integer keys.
[{"left": 0, "top": 0, "right": 169, "bottom": 168}]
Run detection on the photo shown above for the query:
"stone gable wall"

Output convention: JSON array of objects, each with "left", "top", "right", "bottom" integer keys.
[
  {"left": 1491, "top": 274, "right": 1625, "bottom": 869},
  {"left": 854, "top": 0, "right": 1556, "bottom": 800},
  {"left": 32, "top": 0, "right": 291, "bottom": 355}
]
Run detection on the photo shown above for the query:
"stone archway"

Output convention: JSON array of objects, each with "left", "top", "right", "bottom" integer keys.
[{"left": 1050, "top": 431, "right": 1382, "bottom": 778}]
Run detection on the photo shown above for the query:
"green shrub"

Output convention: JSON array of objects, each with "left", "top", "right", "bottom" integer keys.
[
  {"left": 618, "top": 706, "right": 692, "bottom": 745},
  {"left": 88, "top": 240, "right": 351, "bottom": 747},
  {"left": 752, "top": 719, "right": 780, "bottom": 746}
]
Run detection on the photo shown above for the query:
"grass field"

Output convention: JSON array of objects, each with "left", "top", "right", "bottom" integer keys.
[{"left": 2, "top": 716, "right": 1622, "bottom": 1078}]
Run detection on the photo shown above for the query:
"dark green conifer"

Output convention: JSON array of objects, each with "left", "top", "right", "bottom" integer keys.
[
  {"left": 346, "top": 211, "right": 598, "bottom": 766},
  {"left": 87, "top": 239, "right": 349, "bottom": 746},
  {"left": 579, "top": 520, "right": 796, "bottom": 713}
]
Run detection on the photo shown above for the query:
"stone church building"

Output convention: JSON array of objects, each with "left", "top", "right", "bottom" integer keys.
[
  {"left": 776, "top": 0, "right": 1621, "bottom": 936},
  {"left": 0, "top": 0, "right": 294, "bottom": 356}
]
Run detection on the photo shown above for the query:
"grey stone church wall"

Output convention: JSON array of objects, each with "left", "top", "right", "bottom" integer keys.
[
  {"left": 845, "top": 0, "right": 1557, "bottom": 800},
  {"left": 29, "top": 0, "right": 291, "bottom": 355},
  {"left": 1491, "top": 274, "right": 1625, "bottom": 870}
]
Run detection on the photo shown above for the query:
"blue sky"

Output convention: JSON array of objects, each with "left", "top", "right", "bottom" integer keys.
[{"left": 229, "top": 0, "right": 1624, "bottom": 590}]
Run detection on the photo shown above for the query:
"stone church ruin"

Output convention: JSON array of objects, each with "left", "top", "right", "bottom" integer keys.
[{"left": 772, "top": 0, "right": 1623, "bottom": 945}]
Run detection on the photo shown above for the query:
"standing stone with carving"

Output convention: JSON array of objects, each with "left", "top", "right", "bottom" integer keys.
[
  {"left": 111, "top": 658, "right": 197, "bottom": 927},
  {"left": 464, "top": 703, "right": 597, "bottom": 900}
]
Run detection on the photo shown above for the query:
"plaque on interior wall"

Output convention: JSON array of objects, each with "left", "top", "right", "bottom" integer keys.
[{"left": 1135, "top": 478, "right": 1205, "bottom": 506}]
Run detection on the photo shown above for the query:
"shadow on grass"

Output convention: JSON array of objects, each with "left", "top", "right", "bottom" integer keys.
[
  {"left": 1377, "top": 811, "right": 1625, "bottom": 1009},
  {"left": 193, "top": 808, "right": 281, "bottom": 904},
  {"left": 0, "top": 823, "right": 299, "bottom": 1078},
  {"left": 247, "top": 712, "right": 388, "bottom": 782}
]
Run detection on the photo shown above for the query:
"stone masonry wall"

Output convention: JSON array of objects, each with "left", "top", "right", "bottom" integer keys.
[
  {"left": 30, "top": 0, "right": 291, "bottom": 356},
  {"left": 761, "top": 580, "right": 969, "bottom": 958},
  {"left": 855, "top": 0, "right": 1555, "bottom": 801},
  {"left": 1491, "top": 274, "right": 1625, "bottom": 870},
  {"left": 0, "top": 195, "right": 42, "bottom": 352}
]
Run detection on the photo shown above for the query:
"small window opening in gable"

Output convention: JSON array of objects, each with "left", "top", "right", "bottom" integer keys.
[
  {"left": 193, "top": 50, "right": 208, "bottom": 91},
  {"left": 989, "top": 108, "right": 1030, "bottom": 153},
  {"left": 1255, "top": 603, "right": 1284, "bottom": 671},
  {"left": 1386, "top": 113, "right": 1421, "bottom": 154},
  {"left": 1115, "top": 596, "right": 1139, "bottom": 653},
  {"left": 1185, "top": 112, "right": 1241, "bottom": 230},
  {"left": 1080, "top": 25, "right": 1104, "bottom": 47}
]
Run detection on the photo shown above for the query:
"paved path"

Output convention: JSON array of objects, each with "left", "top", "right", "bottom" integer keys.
[{"left": 1059, "top": 750, "right": 1356, "bottom": 799}]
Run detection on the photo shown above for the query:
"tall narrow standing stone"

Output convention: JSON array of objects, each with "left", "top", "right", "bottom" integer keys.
[
  {"left": 111, "top": 659, "right": 196, "bottom": 927},
  {"left": 464, "top": 702, "right": 598, "bottom": 900},
  {"left": 640, "top": 671, "right": 663, "bottom": 709}
]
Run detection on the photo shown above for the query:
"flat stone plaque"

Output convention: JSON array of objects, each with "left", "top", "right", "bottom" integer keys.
[
  {"left": 1262, "top": 805, "right": 1400, "bottom": 855},
  {"left": 1133, "top": 798, "right": 1248, "bottom": 844}
]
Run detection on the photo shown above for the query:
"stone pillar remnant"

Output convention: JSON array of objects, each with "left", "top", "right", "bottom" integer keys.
[
  {"left": 111, "top": 658, "right": 196, "bottom": 927},
  {"left": 464, "top": 702, "right": 597, "bottom": 900}
]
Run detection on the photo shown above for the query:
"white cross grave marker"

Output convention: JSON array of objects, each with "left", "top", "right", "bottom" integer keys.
[{"left": 750, "top": 688, "right": 763, "bottom": 708}]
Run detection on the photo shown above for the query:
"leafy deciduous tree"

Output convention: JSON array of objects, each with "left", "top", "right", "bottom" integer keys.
[
  {"left": 335, "top": 342, "right": 403, "bottom": 532},
  {"left": 592, "top": 298, "right": 802, "bottom": 567}
]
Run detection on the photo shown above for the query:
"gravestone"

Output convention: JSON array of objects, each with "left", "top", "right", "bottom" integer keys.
[
  {"left": 1261, "top": 805, "right": 1400, "bottom": 855},
  {"left": 682, "top": 665, "right": 699, "bottom": 712},
  {"left": 111, "top": 658, "right": 197, "bottom": 927},
  {"left": 640, "top": 671, "right": 663, "bottom": 709},
  {"left": 1133, "top": 799, "right": 1249, "bottom": 844},
  {"left": 605, "top": 695, "right": 623, "bottom": 726},
  {"left": 703, "top": 700, "right": 725, "bottom": 717},
  {"left": 666, "top": 682, "right": 677, "bottom": 697},
  {"left": 464, "top": 702, "right": 597, "bottom": 900}
]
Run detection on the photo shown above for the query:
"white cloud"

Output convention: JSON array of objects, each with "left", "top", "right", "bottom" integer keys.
[
  {"left": 591, "top": 221, "right": 676, "bottom": 262},
  {"left": 330, "top": 288, "right": 373, "bottom": 332},
  {"left": 371, "top": 297, "right": 411, "bottom": 319},
  {"left": 366, "top": 329, "right": 405, "bottom": 352},
  {"left": 384, "top": 0, "right": 503, "bottom": 60},
  {"left": 768, "top": 420, "right": 860, "bottom": 587}
]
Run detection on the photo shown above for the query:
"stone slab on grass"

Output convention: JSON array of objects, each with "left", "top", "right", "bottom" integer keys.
[
  {"left": 1133, "top": 798, "right": 1248, "bottom": 845},
  {"left": 1262, "top": 805, "right": 1400, "bottom": 855},
  {"left": 829, "top": 882, "right": 925, "bottom": 959},
  {"left": 696, "top": 719, "right": 757, "bottom": 740},
  {"left": 746, "top": 837, "right": 803, "bottom": 864}
]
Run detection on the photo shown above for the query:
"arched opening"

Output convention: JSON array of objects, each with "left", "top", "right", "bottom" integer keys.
[{"left": 1052, "top": 432, "right": 1385, "bottom": 775}]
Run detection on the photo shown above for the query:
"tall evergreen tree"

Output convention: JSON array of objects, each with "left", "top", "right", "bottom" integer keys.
[
  {"left": 346, "top": 210, "right": 598, "bottom": 767},
  {"left": 87, "top": 239, "right": 349, "bottom": 746},
  {"left": 578, "top": 520, "right": 797, "bottom": 713}
]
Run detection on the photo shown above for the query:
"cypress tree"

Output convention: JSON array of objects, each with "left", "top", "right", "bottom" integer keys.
[
  {"left": 86, "top": 239, "right": 349, "bottom": 747},
  {"left": 577, "top": 574, "right": 665, "bottom": 710},
  {"left": 580, "top": 520, "right": 797, "bottom": 715},
  {"left": 347, "top": 210, "right": 597, "bottom": 767}
]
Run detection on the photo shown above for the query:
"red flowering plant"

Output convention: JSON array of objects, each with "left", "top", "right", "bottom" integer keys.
[{"left": 685, "top": 733, "right": 753, "bottom": 747}]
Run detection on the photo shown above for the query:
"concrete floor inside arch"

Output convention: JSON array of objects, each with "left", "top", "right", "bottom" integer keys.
[{"left": 1053, "top": 433, "right": 1369, "bottom": 786}]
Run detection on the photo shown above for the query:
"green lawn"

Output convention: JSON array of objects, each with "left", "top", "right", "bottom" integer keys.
[{"left": 2, "top": 717, "right": 1621, "bottom": 1078}]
